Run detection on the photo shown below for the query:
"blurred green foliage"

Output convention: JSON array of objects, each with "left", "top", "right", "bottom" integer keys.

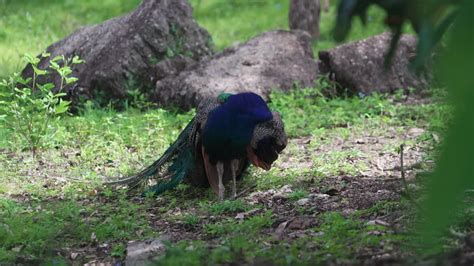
[
  {"left": 334, "top": 0, "right": 473, "bottom": 253},
  {"left": 424, "top": 0, "right": 474, "bottom": 252},
  {"left": 0, "top": 0, "right": 395, "bottom": 79},
  {"left": 0, "top": 0, "right": 141, "bottom": 78}
]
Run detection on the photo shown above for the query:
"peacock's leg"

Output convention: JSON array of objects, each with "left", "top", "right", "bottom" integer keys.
[
  {"left": 230, "top": 159, "right": 240, "bottom": 199},
  {"left": 202, "top": 147, "right": 220, "bottom": 196},
  {"left": 216, "top": 161, "right": 225, "bottom": 201}
]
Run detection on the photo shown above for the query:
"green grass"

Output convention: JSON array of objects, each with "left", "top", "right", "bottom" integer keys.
[
  {"left": 0, "top": 0, "right": 404, "bottom": 79},
  {"left": 204, "top": 211, "right": 273, "bottom": 237},
  {"left": 0, "top": 194, "right": 157, "bottom": 262},
  {"left": 189, "top": 0, "right": 399, "bottom": 51},
  {"left": 0, "top": 0, "right": 456, "bottom": 264},
  {"left": 310, "top": 212, "right": 406, "bottom": 264},
  {"left": 288, "top": 189, "right": 309, "bottom": 201},
  {"left": 0, "top": 85, "right": 450, "bottom": 263},
  {"left": 269, "top": 87, "right": 449, "bottom": 137},
  {"left": 0, "top": 0, "right": 141, "bottom": 78},
  {"left": 154, "top": 211, "right": 407, "bottom": 265},
  {"left": 208, "top": 199, "right": 251, "bottom": 215}
]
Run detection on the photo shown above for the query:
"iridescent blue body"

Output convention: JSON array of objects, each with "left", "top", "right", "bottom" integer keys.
[{"left": 202, "top": 92, "right": 273, "bottom": 164}]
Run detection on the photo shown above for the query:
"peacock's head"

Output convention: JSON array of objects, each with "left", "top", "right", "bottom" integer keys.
[{"left": 247, "top": 112, "right": 287, "bottom": 170}]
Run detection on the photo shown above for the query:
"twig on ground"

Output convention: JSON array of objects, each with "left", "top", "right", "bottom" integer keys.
[
  {"left": 236, "top": 184, "right": 257, "bottom": 198},
  {"left": 400, "top": 144, "right": 409, "bottom": 192},
  {"left": 399, "top": 144, "right": 422, "bottom": 210},
  {"left": 362, "top": 176, "right": 401, "bottom": 181},
  {"left": 393, "top": 214, "right": 407, "bottom": 224},
  {"left": 384, "top": 161, "right": 424, "bottom": 171}
]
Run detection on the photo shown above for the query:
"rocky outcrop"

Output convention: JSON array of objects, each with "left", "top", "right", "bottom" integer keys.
[
  {"left": 152, "top": 30, "right": 319, "bottom": 110},
  {"left": 318, "top": 32, "right": 431, "bottom": 95},
  {"left": 21, "top": 0, "right": 213, "bottom": 108}
]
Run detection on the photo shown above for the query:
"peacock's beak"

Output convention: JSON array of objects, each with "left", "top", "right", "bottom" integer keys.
[{"left": 246, "top": 146, "right": 272, "bottom": 171}]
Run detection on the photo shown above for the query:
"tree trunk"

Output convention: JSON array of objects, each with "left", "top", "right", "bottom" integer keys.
[{"left": 289, "top": 0, "right": 321, "bottom": 40}]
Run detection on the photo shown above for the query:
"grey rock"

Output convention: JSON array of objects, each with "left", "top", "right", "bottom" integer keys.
[
  {"left": 126, "top": 237, "right": 168, "bottom": 266},
  {"left": 318, "top": 32, "right": 431, "bottom": 95},
  {"left": 309, "top": 193, "right": 330, "bottom": 200},
  {"left": 21, "top": 0, "right": 213, "bottom": 109},
  {"left": 297, "top": 198, "right": 310, "bottom": 206},
  {"left": 152, "top": 30, "right": 319, "bottom": 110}
]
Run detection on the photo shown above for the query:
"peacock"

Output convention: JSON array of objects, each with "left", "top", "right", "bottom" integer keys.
[{"left": 107, "top": 92, "right": 287, "bottom": 200}]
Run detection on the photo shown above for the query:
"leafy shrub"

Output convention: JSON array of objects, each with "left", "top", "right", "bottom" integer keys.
[{"left": 0, "top": 53, "right": 83, "bottom": 156}]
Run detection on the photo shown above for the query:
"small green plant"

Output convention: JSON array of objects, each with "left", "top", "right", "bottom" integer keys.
[
  {"left": 209, "top": 199, "right": 250, "bottom": 215},
  {"left": 183, "top": 214, "right": 200, "bottom": 226},
  {"left": 111, "top": 243, "right": 126, "bottom": 258},
  {"left": 165, "top": 24, "right": 193, "bottom": 59},
  {"left": 102, "top": 187, "right": 114, "bottom": 198},
  {"left": 0, "top": 53, "right": 83, "bottom": 156},
  {"left": 204, "top": 211, "right": 273, "bottom": 237},
  {"left": 288, "top": 190, "right": 309, "bottom": 201},
  {"left": 316, "top": 74, "right": 340, "bottom": 97},
  {"left": 158, "top": 240, "right": 207, "bottom": 265},
  {"left": 123, "top": 73, "right": 156, "bottom": 110}
]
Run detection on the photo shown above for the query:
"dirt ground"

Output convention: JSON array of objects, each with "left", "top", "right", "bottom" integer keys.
[{"left": 74, "top": 126, "right": 442, "bottom": 264}]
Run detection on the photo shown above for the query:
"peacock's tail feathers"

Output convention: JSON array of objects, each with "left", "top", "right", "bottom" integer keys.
[
  {"left": 146, "top": 148, "right": 194, "bottom": 195},
  {"left": 105, "top": 93, "right": 263, "bottom": 197},
  {"left": 105, "top": 118, "right": 196, "bottom": 195}
]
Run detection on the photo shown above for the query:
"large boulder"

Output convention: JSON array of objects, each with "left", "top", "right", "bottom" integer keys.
[
  {"left": 152, "top": 30, "right": 319, "bottom": 110},
  {"left": 21, "top": 0, "right": 213, "bottom": 108},
  {"left": 318, "top": 32, "right": 431, "bottom": 95},
  {"left": 125, "top": 237, "right": 168, "bottom": 266}
]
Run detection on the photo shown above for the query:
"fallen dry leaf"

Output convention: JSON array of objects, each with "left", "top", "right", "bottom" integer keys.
[
  {"left": 235, "top": 208, "right": 260, "bottom": 220},
  {"left": 70, "top": 252, "right": 79, "bottom": 260},
  {"left": 274, "top": 220, "right": 290, "bottom": 239},
  {"left": 288, "top": 217, "right": 313, "bottom": 230}
]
